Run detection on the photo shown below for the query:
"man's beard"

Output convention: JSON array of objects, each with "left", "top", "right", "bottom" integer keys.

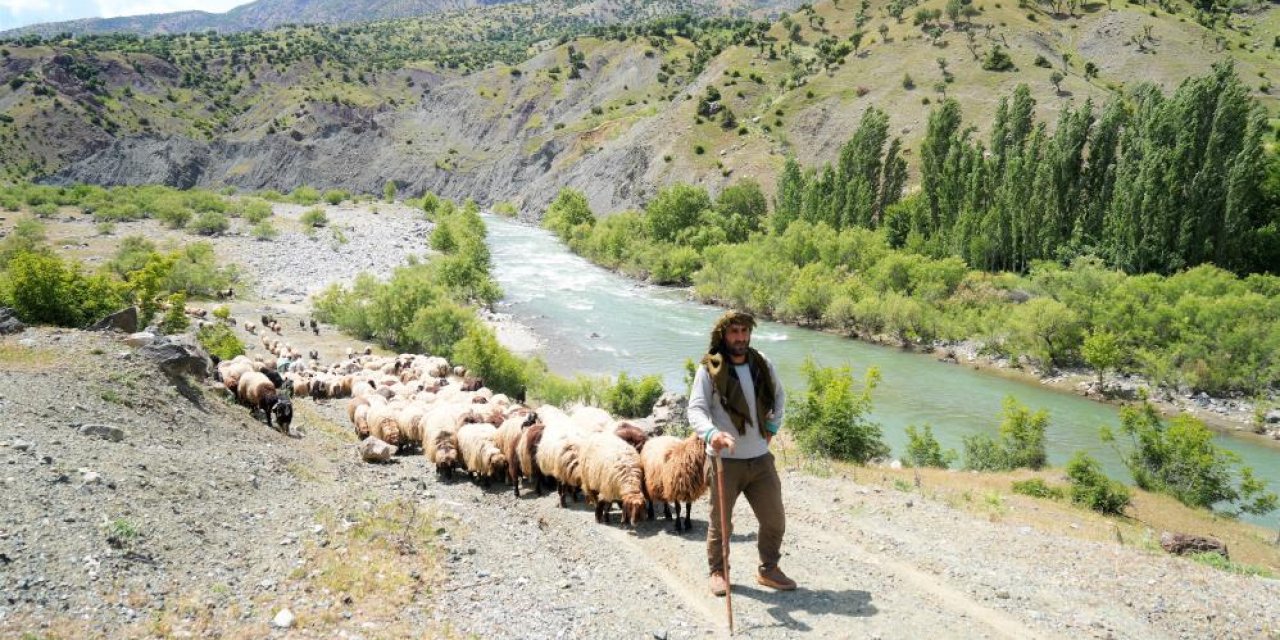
[{"left": 726, "top": 342, "right": 749, "bottom": 358}]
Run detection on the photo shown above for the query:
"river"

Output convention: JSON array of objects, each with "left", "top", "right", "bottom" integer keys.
[{"left": 484, "top": 215, "right": 1279, "bottom": 525}]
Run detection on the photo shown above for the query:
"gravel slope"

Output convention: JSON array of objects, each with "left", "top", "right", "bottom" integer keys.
[{"left": 2, "top": 204, "right": 1278, "bottom": 639}]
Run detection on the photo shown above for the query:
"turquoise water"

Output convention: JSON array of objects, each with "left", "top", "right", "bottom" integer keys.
[{"left": 484, "top": 215, "right": 1280, "bottom": 525}]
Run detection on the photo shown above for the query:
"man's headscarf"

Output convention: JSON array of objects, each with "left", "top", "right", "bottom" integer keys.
[{"left": 701, "top": 310, "right": 775, "bottom": 436}]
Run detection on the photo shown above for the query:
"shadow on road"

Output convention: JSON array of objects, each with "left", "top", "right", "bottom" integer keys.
[{"left": 733, "top": 583, "right": 877, "bottom": 632}]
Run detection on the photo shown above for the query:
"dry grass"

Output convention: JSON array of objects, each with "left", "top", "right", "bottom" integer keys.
[
  {"left": 808, "top": 458, "right": 1280, "bottom": 574},
  {"left": 0, "top": 341, "right": 57, "bottom": 371},
  {"left": 273, "top": 498, "right": 450, "bottom": 635}
]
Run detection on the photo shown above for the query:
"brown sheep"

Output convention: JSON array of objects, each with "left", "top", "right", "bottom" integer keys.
[
  {"left": 640, "top": 435, "right": 708, "bottom": 533},
  {"left": 237, "top": 371, "right": 290, "bottom": 433},
  {"left": 613, "top": 421, "right": 649, "bottom": 453},
  {"left": 515, "top": 422, "right": 547, "bottom": 497}
]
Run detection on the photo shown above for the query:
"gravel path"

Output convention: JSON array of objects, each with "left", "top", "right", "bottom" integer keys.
[{"left": 2, "top": 203, "right": 1278, "bottom": 638}]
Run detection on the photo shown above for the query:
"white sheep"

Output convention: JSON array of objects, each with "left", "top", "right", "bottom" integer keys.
[
  {"left": 457, "top": 422, "right": 507, "bottom": 487},
  {"left": 579, "top": 432, "right": 647, "bottom": 527}
]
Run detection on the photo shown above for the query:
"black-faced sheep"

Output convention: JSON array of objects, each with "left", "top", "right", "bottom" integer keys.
[
  {"left": 579, "top": 432, "right": 648, "bottom": 527},
  {"left": 640, "top": 434, "right": 708, "bottom": 533},
  {"left": 237, "top": 371, "right": 288, "bottom": 433}
]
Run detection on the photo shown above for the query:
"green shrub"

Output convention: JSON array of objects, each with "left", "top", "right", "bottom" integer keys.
[
  {"left": 33, "top": 202, "right": 58, "bottom": 217},
  {"left": 239, "top": 198, "right": 273, "bottom": 223},
  {"left": 154, "top": 200, "right": 193, "bottom": 229},
  {"left": 300, "top": 207, "right": 328, "bottom": 228},
  {"left": 212, "top": 305, "right": 230, "bottom": 321},
  {"left": 1103, "top": 401, "right": 1276, "bottom": 516},
  {"left": 3, "top": 251, "right": 126, "bottom": 327},
  {"left": 323, "top": 189, "right": 349, "bottom": 206},
  {"left": 603, "top": 372, "right": 664, "bottom": 418},
  {"left": 185, "top": 190, "right": 227, "bottom": 213},
  {"left": 252, "top": 220, "right": 278, "bottom": 240},
  {"left": 962, "top": 397, "right": 1049, "bottom": 471},
  {"left": 528, "top": 372, "right": 611, "bottom": 408},
  {"left": 542, "top": 188, "right": 595, "bottom": 239},
  {"left": 159, "top": 292, "right": 190, "bottom": 334},
  {"left": 0, "top": 216, "right": 47, "bottom": 268},
  {"left": 197, "top": 323, "right": 245, "bottom": 361},
  {"left": 453, "top": 324, "right": 528, "bottom": 397},
  {"left": 290, "top": 186, "right": 321, "bottom": 205},
  {"left": 904, "top": 424, "right": 955, "bottom": 468},
  {"left": 1065, "top": 451, "right": 1130, "bottom": 515},
  {"left": 1011, "top": 477, "right": 1065, "bottom": 500},
  {"left": 493, "top": 201, "right": 518, "bottom": 218},
  {"left": 404, "top": 300, "right": 477, "bottom": 360},
  {"left": 383, "top": 180, "right": 398, "bottom": 202},
  {"left": 190, "top": 210, "right": 229, "bottom": 235},
  {"left": 786, "top": 358, "right": 889, "bottom": 463},
  {"left": 165, "top": 242, "right": 236, "bottom": 298}
]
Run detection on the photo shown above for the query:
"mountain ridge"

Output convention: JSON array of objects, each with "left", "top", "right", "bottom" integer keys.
[{"left": 0, "top": 0, "right": 1275, "bottom": 217}]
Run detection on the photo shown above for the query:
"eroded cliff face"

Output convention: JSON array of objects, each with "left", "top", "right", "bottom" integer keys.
[{"left": 49, "top": 41, "right": 684, "bottom": 216}]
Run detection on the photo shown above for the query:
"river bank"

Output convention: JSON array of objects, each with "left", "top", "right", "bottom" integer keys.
[{"left": 511, "top": 211, "right": 1280, "bottom": 443}]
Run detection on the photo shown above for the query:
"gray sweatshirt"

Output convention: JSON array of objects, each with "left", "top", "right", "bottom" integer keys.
[{"left": 688, "top": 353, "right": 785, "bottom": 460}]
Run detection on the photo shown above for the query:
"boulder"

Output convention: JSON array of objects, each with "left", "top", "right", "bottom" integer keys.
[
  {"left": 139, "top": 336, "right": 211, "bottom": 378},
  {"left": 124, "top": 332, "right": 157, "bottom": 348},
  {"left": 359, "top": 437, "right": 397, "bottom": 463},
  {"left": 0, "top": 308, "right": 25, "bottom": 335},
  {"left": 1266, "top": 409, "right": 1280, "bottom": 425},
  {"left": 78, "top": 424, "right": 126, "bottom": 443},
  {"left": 1160, "top": 532, "right": 1228, "bottom": 559},
  {"left": 89, "top": 307, "right": 139, "bottom": 333},
  {"left": 647, "top": 392, "right": 688, "bottom": 436}
]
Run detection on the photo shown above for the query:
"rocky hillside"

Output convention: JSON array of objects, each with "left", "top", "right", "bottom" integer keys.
[{"left": 0, "top": 0, "right": 1275, "bottom": 215}]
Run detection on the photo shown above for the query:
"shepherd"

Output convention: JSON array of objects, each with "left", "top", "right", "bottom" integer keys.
[{"left": 690, "top": 310, "right": 797, "bottom": 597}]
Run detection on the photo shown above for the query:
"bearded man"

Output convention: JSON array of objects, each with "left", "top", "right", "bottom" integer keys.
[{"left": 689, "top": 310, "right": 796, "bottom": 597}]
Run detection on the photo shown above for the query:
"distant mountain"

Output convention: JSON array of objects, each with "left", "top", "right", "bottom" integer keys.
[{"left": 1, "top": 0, "right": 519, "bottom": 37}]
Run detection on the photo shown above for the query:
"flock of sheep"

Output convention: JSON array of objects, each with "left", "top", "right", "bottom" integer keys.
[{"left": 209, "top": 321, "right": 709, "bottom": 530}]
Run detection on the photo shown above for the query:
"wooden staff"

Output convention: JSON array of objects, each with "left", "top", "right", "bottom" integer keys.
[{"left": 714, "top": 451, "right": 734, "bottom": 635}]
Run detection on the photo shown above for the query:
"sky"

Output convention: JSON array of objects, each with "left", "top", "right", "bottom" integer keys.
[{"left": 0, "top": 0, "right": 249, "bottom": 31}]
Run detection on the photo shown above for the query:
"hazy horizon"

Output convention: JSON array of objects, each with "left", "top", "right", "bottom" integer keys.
[{"left": 0, "top": 0, "right": 249, "bottom": 32}]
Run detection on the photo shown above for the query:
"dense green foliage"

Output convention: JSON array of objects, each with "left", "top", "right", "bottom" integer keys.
[
  {"left": 885, "top": 65, "right": 1277, "bottom": 276},
  {"left": 785, "top": 358, "right": 889, "bottom": 463},
  {"left": 543, "top": 179, "right": 767, "bottom": 285},
  {"left": 159, "top": 292, "right": 190, "bottom": 334},
  {"left": 197, "top": 323, "right": 246, "bottom": 361},
  {"left": 962, "top": 397, "right": 1048, "bottom": 471},
  {"left": 903, "top": 424, "right": 955, "bottom": 468},
  {"left": 0, "top": 224, "right": 235, "bottom": 329},
  {"left": 1064, "top": 451, "right": 1132, "bottom": 515},
  {"left": 1103, "top": 400, "right": 1277, "bottom": 516},
  {"left": 771, "top": 108, "right": 908, "bottom": 234},
  {"left": 1, "top": 250, "right": 126, "bottom": 327},
  {"left": 602, "top": 372, "right": 665, "bottom": 418}
]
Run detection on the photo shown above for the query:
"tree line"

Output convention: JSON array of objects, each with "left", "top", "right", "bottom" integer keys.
[{"left": 810, "top": 63, "right": 1279, "bottom": 276}]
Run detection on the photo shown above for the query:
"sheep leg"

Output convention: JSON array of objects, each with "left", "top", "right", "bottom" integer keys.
[
  {"left": 557, "top": 482, "right": 568, "bottom": 508},
  {"left": 683, "top": 501, "right": 693, "bottom": 533},
  {"left": 663, "top": 502, "right": 673, "bottom": 521}
]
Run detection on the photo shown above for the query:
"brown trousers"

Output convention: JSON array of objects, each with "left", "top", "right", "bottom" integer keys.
[{"left": 706, "top": 451, "right": 786, "bottom": 575}]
